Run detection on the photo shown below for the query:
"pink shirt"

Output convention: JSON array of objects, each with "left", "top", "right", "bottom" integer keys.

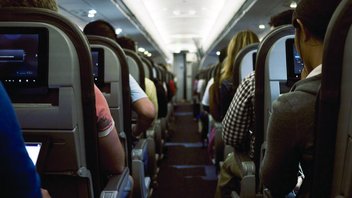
[{"left": 94, "top": 84, "right": 114, "bottom": 137}]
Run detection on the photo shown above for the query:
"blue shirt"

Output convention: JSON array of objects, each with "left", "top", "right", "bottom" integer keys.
[{"left": 0, "top": 83, "right": 42, "bottom": 198}]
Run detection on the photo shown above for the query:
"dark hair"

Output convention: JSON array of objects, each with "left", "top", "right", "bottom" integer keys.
[
  {"left": 116, "top": 36, "right": 136, "bottom": 51},
  {"left": 269, "top": 9, "right": 294, "bottom": 27},
  {"left": 83, "top": 20, "right": 117, "bottom": 42},
  {"left": 293, "top": 0, "right": 341, "bottom": 41},
  {"left": 219, "top": 46, "right": 227, "bottom": 63},
  {"left": 0, "top": 0, "right": 58, "bottom": 11}
]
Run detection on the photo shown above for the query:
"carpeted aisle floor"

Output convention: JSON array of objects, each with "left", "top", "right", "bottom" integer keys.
[{"left": 152, "top": 104, "right": 217, "bottom": 198}]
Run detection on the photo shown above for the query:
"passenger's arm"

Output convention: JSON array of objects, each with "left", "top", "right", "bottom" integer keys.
[
  {"left": 94, "top": 85, "right": 125, "bottom": 174},
  {"left": 99, "top": 126, "right": 125, "bottom": 174},
  {"left": 260, "top": 96, "right": 301, "bottom": 196},
  {"left": 222, "top": 74, "right": 254, "bottom": 148},
  {"left": 130, "top": 75, "right": 156, "bottom": 136},
  {"left": 132, "top": 97, "right": 156, "bottom": 136}
]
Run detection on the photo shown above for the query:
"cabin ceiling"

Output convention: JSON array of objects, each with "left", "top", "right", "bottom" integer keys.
[{"left": 57, "top": 0, "right": 295, "bottom": 65}]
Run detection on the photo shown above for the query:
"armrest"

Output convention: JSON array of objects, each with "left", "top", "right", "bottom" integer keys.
[
  {"left": 231, "top": 191, "right": 240, "bottom": 198},
  {"left": 214, "top": 122, "right": 224, "bottom": 170},
  {"left": 233, "top": 148, "right": 254, "bottom": 176},
  {"left": 100, "top": 167, "right": 130, "bottom": 198}
]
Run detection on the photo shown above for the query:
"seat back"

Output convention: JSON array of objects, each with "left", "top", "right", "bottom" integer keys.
[
  {"left": 125, "top": 49, "right": 146, "bottom": 91},
  {"left": 312, "top": 0, "right": 352, "bottom": 196},
  {"left": 232, "top": 43, "right": 259, "bottom": 91},
  {"left": 254, "top": 25, "right": 295, "bottom": 191},
  {"left": 87, "top": 35, "right": 133, "bottom": 171},
  {"left": 0, "top": 7, "right": 100, "bottom": 197},
  {"left": 141, "top": 56, "right": 152, "bottom": 80}
]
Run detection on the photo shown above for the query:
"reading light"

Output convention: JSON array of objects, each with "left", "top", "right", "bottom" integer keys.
[
  {"left": 259, "top": 24, "right": 266, "bottom": 29},
  {"left": 138, "top": 47, "right": 146, "bottom": 52},
  {"left": 216, "top": 51, "right": 221, "bottom": 56},
  {"left": 115, "top": 28, "right": 122, "bottom": 35},
  {"left": 290, "top": 1, "right": 297, "bottom": 8},
  {"left": 147, "top": 53, "right": 152, "bottom": 57},
  {"left": 88, "top": 13, "right": 95, "bottom": 18},
  {"left": 144, "top": 51, "right": 149, "bottom": 55}
]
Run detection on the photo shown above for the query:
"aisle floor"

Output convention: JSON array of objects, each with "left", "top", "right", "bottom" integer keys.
[{"left": 152, "top": 104, "right": 217, "bottom": 198}]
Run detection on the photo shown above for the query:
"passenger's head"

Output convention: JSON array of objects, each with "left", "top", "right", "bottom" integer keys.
[
  {"left": 0, "top": 0, "right": 58, "bottom": 11},
  {"left": 116, "top": 36, "right": 136, "bottom": 51},
  {"left": 221, "top": 30, "right": 259, "bottom": 81},
  {"left": 83, "top": 20, "right": 117, "bottom": 42},
  {"left": 293, "top": 0, "right": 340, "bottom": 42},
  {"left": 269, "top": 9, "right": 294, "bottom": 28},
  {"left": 293, "top": 0, "right": 341, "bottom": 71}
]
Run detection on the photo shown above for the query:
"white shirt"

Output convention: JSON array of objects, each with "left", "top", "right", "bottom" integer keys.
[
  {"left": 201, "top": 78, "right": 214, "bottom": 106},
  {"left": 306, "top": 64, "right": 322, "bottom": 78},
  {"left": 129, "top": 74, "right": 147, "bottom": 103}
]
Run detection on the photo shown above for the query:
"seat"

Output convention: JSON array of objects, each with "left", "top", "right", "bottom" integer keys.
[
  {"left": 87, "top": 36, "right": 155, "bottom": 198},
  {"left": 0, "top": 7, "right": 130, "bottom": 198},
  {"left": 232, "top": 43, "right": 259, "bottom": 91},
  {"left": 87, "top": 36, "right": 132, "bottom": 168},
  {"left": 228, "top": 25, "right": 295, "bottom": 197},
  {"left": 125, "top": 49, "right": 146, "bottom": 91},
  {"left": 310, "top": 0, "right": 352, "bottom": 197}
]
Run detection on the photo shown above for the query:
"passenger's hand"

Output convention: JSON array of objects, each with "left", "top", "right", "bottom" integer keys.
[{"left": 41, "top": 188, "right": 51, "bottom": 198}]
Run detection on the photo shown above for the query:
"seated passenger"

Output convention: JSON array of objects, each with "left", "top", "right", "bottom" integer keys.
[
  {"left": 260, "top": 0, "right": 341, "bottom": 196},
  {"left": 218, "top": 30, "right": 259, "bottom": 121},
  {"left": 0, "top": 0, "right": 125, "bottom": 174},
  {"left": 216, "top": 10, "right": 294, "bottom": 197},
  {"left": 0, "top": 83, "right": 51, "bottom": 198},
  {"left": 83, "top": 20, "right": 156, "bottom": 137}
]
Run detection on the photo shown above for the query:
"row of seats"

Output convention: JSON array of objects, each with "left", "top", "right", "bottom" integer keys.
[
  {"left": 0, "top": 7, "right": 176, "bottom": 198},
  {"left": 198, "top": 0, "right": 351, "bottom": 197}
]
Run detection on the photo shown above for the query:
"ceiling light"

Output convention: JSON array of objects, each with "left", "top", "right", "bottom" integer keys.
[
  {"left": 88, "top": 9, "right": 97, "bottom": 15},
  {"left": 147, "top": 53, "right": 152, "bottom": 57},
  {"left": 216, "top": 51, "right": 221, "bottom": 56},
  {"left": 173, "top": 10, "right": 181, "bottom": 16},
  {"left": 290, "top": 1, "right": 297, "bottom": 8},
  {"left": 259, "top": 24, "right": 266, "bottom": 29},
  {"left": 144, "top": 51, "right": 149, "bottom": 55},
  {"left": 115, "top": 28, "right": 122, "bottom": 35},
  {"left": 138, "top": 47, "right": 145, "bottom": 52},
  {"left": 188, "top": 10, "right": 196, "bottom": 15},
  {"left": 88, "top": 13, "right": 95, "bottom": 18}
]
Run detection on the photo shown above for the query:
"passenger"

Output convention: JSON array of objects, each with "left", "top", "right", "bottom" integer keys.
[
  {"left": 116, "top": 35, "right": 159, "bottom": 124},
  {"left": 219, "top": 30, "right": 259, "bottom": 120},
  {"left": 0, "top": 83, "right": 51, "bottom": 198},
  {"left": 0, "top": 0, "right": 125, "bottom": 174},
  {"left": 217, "top": 10, "right": 294, "bottom": 198},
  {"left": 84, "top": 20, "right": 156, "bottom": 137},
  {"left": 260, "top": 0, "right": 341, "bottom": 197}
]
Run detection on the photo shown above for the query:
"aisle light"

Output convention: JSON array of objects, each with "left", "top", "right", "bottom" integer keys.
[
  {"left": 259, "top": 24, "right": 266, "bottom": 29},
  {"left": 216, "top": 51, "right": 221, "bottom": 56}
]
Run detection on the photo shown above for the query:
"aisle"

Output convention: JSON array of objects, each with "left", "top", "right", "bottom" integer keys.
[{"left": 152, "top": 104, "right": 217, "bottom": 198}]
